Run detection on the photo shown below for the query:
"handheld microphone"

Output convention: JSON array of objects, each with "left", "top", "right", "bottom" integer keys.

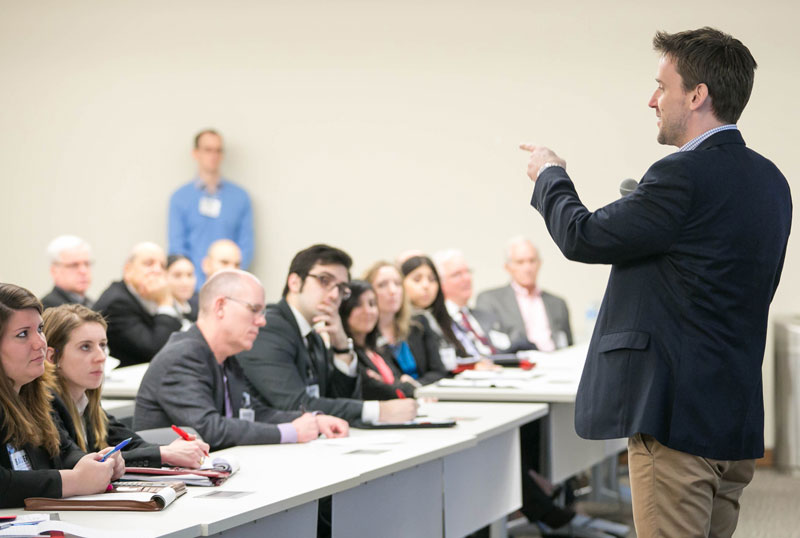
[{"left": 619, "top": 178, "right": 639, "bottom": 197}]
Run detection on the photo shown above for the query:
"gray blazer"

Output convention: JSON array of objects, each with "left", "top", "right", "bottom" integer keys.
[
  {"left": 134, "top": 325, "right": 301, "bottom": 451},
  {"left": 476, "top": 285, "right": 573, "bottom": 349}
]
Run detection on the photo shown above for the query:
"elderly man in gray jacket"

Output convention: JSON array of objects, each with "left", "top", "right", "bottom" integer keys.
[{"left": 134, "top": 269, "right": 348, "bottom": 451}]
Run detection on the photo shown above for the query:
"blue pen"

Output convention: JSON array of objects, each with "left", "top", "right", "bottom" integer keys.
[{"left": 100, "top": 437, "right": 132, "bottom": 462}]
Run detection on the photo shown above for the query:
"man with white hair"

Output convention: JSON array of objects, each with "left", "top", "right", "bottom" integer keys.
[
  {"left": 94, "top": 242, "right": 182, "bottom": 366},
  {"left": 41, "top": 235, "right": 94, "bottom": 309},
  {"left": 433, "top": 248, "right": 533, "bottom": 356},
  {"left": 476, "top": 237, "right": 573, "bottom": 351},
  {"left": 135, "top": 270, "right": 348, "bottom": 450}
]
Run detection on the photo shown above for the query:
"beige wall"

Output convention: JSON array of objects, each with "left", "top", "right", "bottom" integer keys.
[{"left": 2, "top": 0, "right": 797, "bottom": 447}]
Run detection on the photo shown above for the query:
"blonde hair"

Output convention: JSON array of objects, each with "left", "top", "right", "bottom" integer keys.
[
  {"left": 362, "top": 261, "right": 411, "bottom": 342},
  {"left": 0, "top": 283, "right": 60, "bottom": 458},
  {"left": 43, "top": 304, "right": 109, "bottom": 451}
]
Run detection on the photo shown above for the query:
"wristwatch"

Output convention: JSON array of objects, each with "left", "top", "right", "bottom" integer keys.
[{"left": 332, "top": 337, "right": 354, "bottom": 355}]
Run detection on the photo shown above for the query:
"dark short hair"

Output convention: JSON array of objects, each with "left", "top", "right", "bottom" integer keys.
[
  {"left": 653, "top": 27, "right": 757, "bottom": 124},
  {"left": 166, "top": 254, "right": 193, "bottom": 270},
  {"left": 194, "top": 129, "right": 221, "bottom": 149},
  {"left": 282, "top": 244, "right": 353, "bottom": 297},
  {"left": 339, "top": 280, "right": 380, "bottom": 350}
]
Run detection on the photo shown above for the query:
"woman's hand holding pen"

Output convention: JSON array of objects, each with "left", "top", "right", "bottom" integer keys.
[{"left": 161, "top": 438, "right": 211, "bottom": 468}]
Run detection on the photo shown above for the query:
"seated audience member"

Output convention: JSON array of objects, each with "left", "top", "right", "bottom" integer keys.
[
  {"left": 44, "top": 304, "right": 209, "bottom": 468},
  {"left": 41, "top": 235, "right": 94, "bottom": 309},
  {"left": 0, "top": 283, "right": 123, "bottom": 508},
  {"left": 201, "top": 239, "right": 242, "bottom": 282},
  {"left": 167, "top": 254, "right": 198, "bottom": 324},
  {"left": 339, "top": 280, "right": 416, "bottom": 400},
  {"left": 237, "top": 244, "right": 417, "bottom": 424},
  {"left": 363, "top": 261, "right": 448, "bottom": 384},
  {"left": 433, "top": 249, "right": 534, "bottom": 355},
  {"left": 134, "top": 270, "right": 347, "bottom": 450},
  {"left": 168, "top": 129, "right": 254, "bottom": 288},
  {"left": 93, "top": 242, "right": 182, "bottom": 367},
  {"left": 401, "top": 255, "right": 491, "bottom": 369},
  {"left": 477, "top": 237, "right": 572, "bottom": 351}
]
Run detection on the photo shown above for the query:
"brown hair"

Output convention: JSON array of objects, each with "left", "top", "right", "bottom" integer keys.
[
  {"left": 653, "top": 27, "right": 757, "bottom": 124},
  {"left": 0, "top": 283, "right": 60, "bottom": 458},
  {"left": 362, "top": 261, "right": 411, "bottom": 342},
  {"left": 194, "top": 129, "right": 221, "bottom": 149},
  {"left": 43, "top": 304, "right": 109, "bottom": 451}
]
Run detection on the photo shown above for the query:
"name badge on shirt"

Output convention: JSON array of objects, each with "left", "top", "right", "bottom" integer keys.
[
  {"left": 239, "top": 408, "right": 255, "bottom": 422},
  {"left": 488, "top": 330, "right": 511, "bottom": 351},
  {"left": 198, "top": 196, "right": 222, "bottom": 218},
  {"left": 306, "top": 384, "right": 321, "bottom": 399},
  {"left": 6, "top": 444, "right": 32, "bottom": 471},
  {"left": 439, "top": 346, "right": 458, "bottom": 371}
]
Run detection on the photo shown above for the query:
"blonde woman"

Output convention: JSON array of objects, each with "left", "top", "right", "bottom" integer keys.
[
  {"left": 44, "top": 304, "right": 208, "bottom": 468},
  {"left": 0, "top": 283, "right": 123, "bottom": 508},
  {"left": 363, "top": 261, "right": 447, "bottom": 385}
]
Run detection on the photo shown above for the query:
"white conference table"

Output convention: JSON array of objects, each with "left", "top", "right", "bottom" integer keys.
[
  {"left": 416, "top": 344, "right": 627, "bottom": 484},
  {"left": 102, "top": 362, "right": 149, "bottom": 399},
  {"left": 0, "top": 401, "right": 547, "bottom": 538}
]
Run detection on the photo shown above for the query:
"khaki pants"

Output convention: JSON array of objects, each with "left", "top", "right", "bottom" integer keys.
[{"left": 627, "top": 433, "right": 755, "bottom": 538}]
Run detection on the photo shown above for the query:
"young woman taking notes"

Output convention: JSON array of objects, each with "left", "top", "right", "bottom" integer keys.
[
  {"left": 43, "top": 303, "right": 209, "bottom": 468},
  {"left": 0, "top": 283, "right": 123, "bottom": 508}
]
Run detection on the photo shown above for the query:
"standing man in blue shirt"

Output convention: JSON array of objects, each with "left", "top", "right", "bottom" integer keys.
[{"left": 168, "top": 129, "right": 254, "bottom": 288}]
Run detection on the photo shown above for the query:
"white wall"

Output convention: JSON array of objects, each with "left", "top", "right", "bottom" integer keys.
[{"left": 1, "top": 0, "right": 797, "bottom": 448}]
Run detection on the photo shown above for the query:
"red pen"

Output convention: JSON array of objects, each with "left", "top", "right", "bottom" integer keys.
[
  {"left": 395, "top": 389, "right": 406, "bottom": 399},
  {"left": 172, "top": 424, "right": 209, "bottom": 456}
]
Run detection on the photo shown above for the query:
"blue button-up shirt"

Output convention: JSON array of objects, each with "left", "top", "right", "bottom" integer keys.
[{"left": 168, "top": 178, "right": 254, "bottom": 286}]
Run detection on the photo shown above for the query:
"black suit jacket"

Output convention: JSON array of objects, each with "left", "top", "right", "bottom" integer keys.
[
  {"left": 1, "top": 407, "right": 84, "bottom": 508},
  {"left": 134, "top": 326, "right": 301, "bottom": 451},
  {"left": 238, "top": 299, "right": 363, "bottom": 422},
  {"left": 532, "top": 130, "right": 792, "bottom": 460},
  {"left": 51, "top": 393, "right": 161, "bottom": 467},
  {"left": 41, "top": 286, "right": 92, "bottom": 310},
  {"left": 93, "top": 281, "right": 182, "bottom": 367},
  {"left": 405, "top": 316, "right": 449, "bottom": 384}
]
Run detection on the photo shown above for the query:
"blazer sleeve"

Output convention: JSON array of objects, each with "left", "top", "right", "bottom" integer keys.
[
  {"left": 531, "top": 158, "right": 694, "bottom": 265},
  {"left": 0, "top": 467, "right": 62, "bottom": 508},
  {"left": 406, "top": 320, "right": 448, "bottom": 385},
  {"left": 154, "top": 348, "right": 285, "bottom": 451},
  {"left": 238, "top": 317, "right": 365, "bottom": 422},
  {"left": 103, "top": 411, "right": 162, "bottom": 468}
]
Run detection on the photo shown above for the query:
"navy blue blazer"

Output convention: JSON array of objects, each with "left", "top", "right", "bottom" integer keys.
[{"left": 531, "top": 130, "right": 792, "bottom": 460}]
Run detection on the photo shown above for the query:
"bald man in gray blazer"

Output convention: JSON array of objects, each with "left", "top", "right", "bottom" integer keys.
[{"left": 476, "top": 238, "right": 572, "bottom": 351}]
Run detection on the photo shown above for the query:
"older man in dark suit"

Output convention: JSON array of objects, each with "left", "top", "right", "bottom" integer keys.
[
  {"left": 477, "top": 237, "right": 572, "bottom": 351},
  {"left": 134, "top": 269, "right": 348, "bottom": 451},
  {"left": 522, "top": 28, "right": 792, "bottom": 537}
]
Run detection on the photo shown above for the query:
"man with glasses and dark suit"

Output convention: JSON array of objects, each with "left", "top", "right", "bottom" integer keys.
[{"left": 238, "top": 244, "right": 417, "bottom": 424}]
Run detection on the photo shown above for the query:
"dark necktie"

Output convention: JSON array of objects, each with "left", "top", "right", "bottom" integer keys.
[{"left": 461, "top": 310, "right": 497, "bottom": 355}]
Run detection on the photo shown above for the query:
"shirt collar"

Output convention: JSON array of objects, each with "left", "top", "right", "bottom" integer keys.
[
  {"left": 56, "top": 286, "right": 87, "bottom": 305},
  {"left": 678, "top": 124, "right": 738, "bottom": 152},
  {"left": 288, "top": 303, "right": 313, "bottom": 338},
  {"left": 192, "top": 177, "right": 227, "bottom": 192},
  {"left": 125, "top": 283, "right": 158, "bottom": 316},
  {"left": 75, "top": 392, "right": 90, "bottom": 416},
  {"left": 445, "top": 299, "right": 465, "bottom": 319},
  {"left": 510, "top": 280, "right": 540, "bottom": 298}
]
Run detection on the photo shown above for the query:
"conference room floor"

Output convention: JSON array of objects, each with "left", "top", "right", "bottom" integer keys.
[{"left": 510, "top": 467, "right": 800, "bottom": 538}]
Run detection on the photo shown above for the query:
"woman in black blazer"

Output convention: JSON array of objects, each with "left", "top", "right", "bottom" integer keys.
[
  {"left": 339, "top": 280, "right": 417, "bottom": 400},
  {"left": 0, "top": 283, "right": 123, "bottom": 508},
  {"left": 43, "top": 304, "right": 208, "bottom": 469}
]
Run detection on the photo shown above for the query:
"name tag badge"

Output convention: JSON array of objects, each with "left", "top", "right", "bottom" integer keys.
[
  {"left": 305, "top": 384, "right": 321, "bottom": 399},
  {"left": 7, "top": 444, "right": 32, "bottom": 471},
  {"left": 198, "top": 196, "right": 222, "bottom": 218},
  {"left": 238, "top": 408, "right": 255, "bottom": 422},
  {"left": 439, "top": 347, "right": 458, "bottom": 371},
  {"left": 488, "top": 330, "right": 511, "bottom": 351}
]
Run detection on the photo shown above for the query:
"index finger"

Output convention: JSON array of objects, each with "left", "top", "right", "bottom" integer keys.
[{"left": 519, "top": 143, "right": 537, "bottom": 152}]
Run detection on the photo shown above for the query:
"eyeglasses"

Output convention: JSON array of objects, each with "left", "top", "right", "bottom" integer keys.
[
  {"left": 306, "top": 273, "right": 352, "bottom": 300},
  {"left": 55, "top": 260, "right": 94, "bottom": 270},
  {"left": 225, "top": 296, "right": 267, "bottom": 318}
]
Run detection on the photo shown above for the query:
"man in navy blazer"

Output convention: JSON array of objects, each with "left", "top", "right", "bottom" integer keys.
[{"left": 522, "top": 28, "right": 791, "bottom": 537}]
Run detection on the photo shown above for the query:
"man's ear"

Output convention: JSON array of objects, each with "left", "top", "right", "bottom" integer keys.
[
  {"left": 689, "top": 83, "right": 711, "bottom": 112},
  {"left": 213, "top": 295, "right": 227, "bottom": 318},
  {"left": 287, "top": 273, "right": 302, "bottom": 294}
]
